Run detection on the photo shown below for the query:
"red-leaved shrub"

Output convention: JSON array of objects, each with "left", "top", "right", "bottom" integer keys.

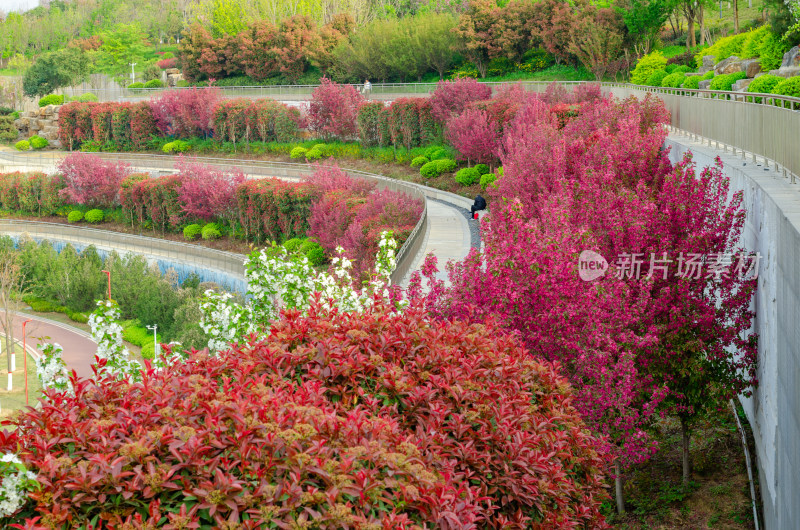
[
  {"left": 0, "top": 172, "right": 63, "bottom": 216},
  {"left": 156, "top": 57, "right": 178, "bottom": 70},
  {"left": 175, "top": 156, "right": 246, "bottom": 222},
  {"left": 235, "top": 178, "right": 312, "bottom": 243},
  {"left": 57, "top": 152, "right": 131, "bottom": 208},
  {"left": 307, "top": 77, "right": 363, "bottom": 141},
  {"left": 429, "top": 77, "right": 492, "bottom": 124},
  {"left": 150, "top": 86, "right": 221, "bottom": 138},
  {"left": 445, "top": 107, "right": 501, "bottom": 166},
  {"left": 0, "top": 300, "right": 608, "bottom": 528}
]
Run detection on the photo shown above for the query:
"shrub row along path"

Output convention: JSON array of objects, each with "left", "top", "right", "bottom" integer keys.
[
  {"left": 0, "top": 149, "right": 475, "bottom": 287},
  {"left": 12, "top": 312, "right": 97, "bottom": 379}
]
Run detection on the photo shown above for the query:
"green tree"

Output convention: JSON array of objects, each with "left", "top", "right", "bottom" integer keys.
[
  {"left": 417, "top": 13, "right": 459, "bottom": 79},
  {"left": 23, "top": 47, "right": 89, "bottom": 97},
  {"left": 570, "top": 7, "right": 624, "bottom": 80},
  {"left": 618, "top": 0, "right": 675, "bottom": 56},
  {"left": 94, "top": 24, "right": 151, "bottom": 77}
]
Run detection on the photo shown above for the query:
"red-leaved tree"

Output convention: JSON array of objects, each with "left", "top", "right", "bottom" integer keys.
[
  {"left": 150, "top": 87, "right": 221, "bottom": 138},
  {"left": 307, "top": 77, "right": 363, "bottom": 141},
  {"left": 57, "top": 152, "right": 131, "bottom": 208},
  {"left": 429, "top": 77, "right": 492, "bottom": 124},
  {"left": 174, "top": 156, "right": 245, "bottom": 223},
  {"left": 445, "top": 107, "right": 501, "bottom": 166}
]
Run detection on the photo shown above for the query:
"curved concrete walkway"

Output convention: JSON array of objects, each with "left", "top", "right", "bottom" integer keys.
[
  {"left": 10, "top": 313, "right": 96, "bottom": 379},
  {"left": 0, "top": 151, "right": 475, "bottom": 287}
]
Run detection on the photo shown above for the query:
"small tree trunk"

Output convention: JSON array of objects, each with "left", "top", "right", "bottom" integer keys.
[
  {"left": 681, "top": 418, "right": 691, "bottom": 486},
  {"left": 615, "top": 460, "right": 625, "bottom": 514},
  {"left": 699, "top": 7, "right": 706, "bottom": 46},
  {"left": 734, "top": 0, "right": 740, "bottom": 33},
  {"left": 687, "top": 16, "right": 696, "bottom": 49}
]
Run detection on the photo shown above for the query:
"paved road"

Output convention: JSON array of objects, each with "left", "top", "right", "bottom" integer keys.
[{"left": 9, "top": 313, "right": 96, "bottom": 379}]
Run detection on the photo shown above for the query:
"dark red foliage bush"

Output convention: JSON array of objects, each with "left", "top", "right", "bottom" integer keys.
[
  {"left": 429, "top": 78, "right": 492, "bottom": 124},
  {"left": 0, "top": 301, "right": 608, "bottom": 528},
  {"left": 149, "top": 87, "right": 221, "bottom": 138},
  {"left": 235, "top": 178, "right": 313, "bottom": 244},
  {"left": 156, "top": 57, "right": 178, "bottom": 70},
  {"left": 57, "top": 152, "right": 131, "bottom": 208},
  {"left": 307, "top": 77, "right": 363, "bottom": 141},
  {"left": 0, "top": 172, "right": 63, "bottom": 216}
]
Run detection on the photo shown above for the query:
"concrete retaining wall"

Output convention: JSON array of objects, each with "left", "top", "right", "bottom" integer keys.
[{"left": 665, "top": 134, "right": 800, "bottom": 530}]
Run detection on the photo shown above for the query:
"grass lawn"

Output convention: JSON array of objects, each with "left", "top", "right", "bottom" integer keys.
[{"left": 0, "top": 347, "right": 42, "bottom": 417}]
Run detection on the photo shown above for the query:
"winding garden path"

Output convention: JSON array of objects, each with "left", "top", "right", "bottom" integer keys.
[{"left": 11, "top": 313, "right": 96, "bottom": 379}]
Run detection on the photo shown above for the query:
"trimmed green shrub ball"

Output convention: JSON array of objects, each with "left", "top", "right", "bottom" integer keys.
[
  {"left": 681, "top": 76, "right": 701, "bottom": 89},
  {"left": 29, "top": 135, "right": 49, "bottom": 149},
  {"left": 645, "top": 69, "right": 669, "bottom": 87},
  {"left": 480, "top": 173, "right": 497, "bottom": 190},
  {"left": 425, "top": 147, "right": 448, "bottom": 160},
  {"left": 661, "top": 72, "right": 686, "bottom": 88},
  {"left": 76, "top": 93, "right": 98, "bottom": 102},
  {"left": 304, "top": 242, "right": 326, "bottom": 266},
  {"left": 312, "top": 143, "right": 328, "bottom": 155},
  {"left": 84, "top": 209, "right": 104, "bottom": 223},
  {"left": 290, "top": 146, "right": 307, "bottom": 159},
  {"left": 283, "top": 237, "right": 305, "bottom": 252},
  {"left": 37, "top": 94, "right": 64, "bottom": 107},
  {"left": 474, "top": 164, "right": 490, "bottom": 175},
  {"left": 305, "top": 148, "right": 323, "bottom": 161},
  {"left": 631, "top": 51, "right": 667, "bottom": 85},
  {"left": 183, "top": 224, "right": 202, "bottom": 240},
  {"left": 410, "top": 156, "right": 429, "bottom": 167},
  {"left": 747, "top": 74, "right": 783, "bottom": 94},
  {"left": 701, "top": 70, "right": 715, "bottom": 80},
  {"left": 434, "top": 158, "right": 456, "bottom": 173},
  {"left": 201, "top": 223, "right": 222, "bottom": 240},
  {"left": 15, "top": 140, "right": 30, "bottom": 151},
  {"left": 143, "top": 79, "right": 164, "bottom": 88},
  {"left": 127, "top": 82, "right": 145, "bottom": 89},
  {"left": 162, "top": 140, "right": 191, "bottom": 154},
  {"left": 709, "top": 71, "right": 747, "bottom": 91},
  {"left": 420, "top": 161, "right": 441, "bottom": 178},
  {"left": 67, "top": 210, "right": 83, "bottom": 223},
  {"left": 454, "top": 167, "right": 480, "bottom": 186},
  {"left": 772, "top": 76, "right": 800, "bottom": 98}
]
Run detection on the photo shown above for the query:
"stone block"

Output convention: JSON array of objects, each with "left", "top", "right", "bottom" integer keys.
[
  {"left": 781, "top": 46, "right": 800, "bottom": 69},
  {"left": 699, "top": 80, "right": 712, "bottom": 90},
  {"left": 702, "top": 55, "right": 716, "bottom": 69},
  {"left": 769, "top": 66, "right": 800, "bottom": 78},
  {"left": 165, "top": 68, "right": 180, "bottom": 75},
  {"left": 732, "top": 78, "right": 752, "bottom": 91},
  {"left": 26, "top": 110, "right": 37, "bottom": 118},
  {"left": 685, "top": 72, "right": 702, "bottom": 77},
  {"left": 741, "top": 58, "right": 762, "bottom": 78},
  {"left": 50, "top": 139, "right": 62, "bottom": 149},
  {"left": 715, "top": 56, "right": 743, "bottom": 75}
]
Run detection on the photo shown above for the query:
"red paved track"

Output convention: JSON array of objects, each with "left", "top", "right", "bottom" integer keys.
[{"left": 10, "top": 313, "right": 97, "bottom": 379}]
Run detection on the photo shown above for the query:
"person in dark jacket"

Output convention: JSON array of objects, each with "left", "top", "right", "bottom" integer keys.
[{"left": 470, "top": 194, "right": 487, "bottom": 216}]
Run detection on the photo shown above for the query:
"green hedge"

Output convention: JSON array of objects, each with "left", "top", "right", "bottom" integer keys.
[
  {"left": 631, "top": 51, "right": 668, "bottom": 85},
  {"left": 709, "top": 72, "right": 747, "bottom": 91},
  {"left": 772, "top": 76, "right": 800, "bottom": 98},
  {"left": 38, "top": 94, "right": 64, "bottom": 107}
]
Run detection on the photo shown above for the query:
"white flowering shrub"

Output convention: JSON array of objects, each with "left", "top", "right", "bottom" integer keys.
[
  {"left": 35, "top": 342, "right": 72, "bottom": 396},
  {"left": 0, "top": 454, "right": 37, "bottom": 518},
  {"left": 88, "top": 300, "right": 140, "bottom": 380},
  {"left": 200, "top": 231, "right": 402, "bottom": 352}
]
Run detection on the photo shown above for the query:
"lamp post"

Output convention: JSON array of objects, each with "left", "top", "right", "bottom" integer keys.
[
  {"left": 129, "top": 62, "right": 137, "bottom": 84},
  {"left": 101, "top": 270, "right": 111, "bottom": 300},
  {"left": 21, "top": 319, "right": 31, "bottom": 405},
  {"left": 146, "top": 324, "right": 158, "bottom": 362}
]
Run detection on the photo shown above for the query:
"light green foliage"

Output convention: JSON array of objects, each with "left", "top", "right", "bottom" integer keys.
[
  {"left": 127, "top": 82, "right": 145, "bottom": 89},
  {"left": 410, "top": 156, "right": 429, "bottom": 167},
  {"left": 283, "top": 238, "right": 305, "bottom": 252},
  {"left": 94, "top": 24, "right": 151, "bottom": 76},
  {"left": 85, "top": 209, "right": 104, "bottom": 223},
  {"left": 76, "top": 93, "right": 98, "bottom": 102},
  {"left": 29, "top": 135, "right": 49, "bottom": 149},
  {"left": 480, "top": 173, "right": 497, "bottom": 190},
  {"left": 183, "top": 224, "right": 203, "bottom": 240},
  {"left": 420, "top": 161, "right": 441, "bottom": 178},
  {"left": 0, "top": 116, "right": 16, "bottom": 143},
  {"left": 424, "top": 147, "right": 448, "bottom": 160},
  {"left": 702, "top": 70, "right": 716, "bottom": 80},
  {"left": 38, "top": 94, "right": 64, "bottom": 107},
  {"left": 67, "top": 210, "right": 83, "bottom": 223},
  {"left": 300, "top": 240, "right": 326, "bottom": 266},
  {"left": 454, "top": 167, "right": 480, "bottom": 186},
  {"left": 201, "top": 222, "right": 222, "bottom": 240},
  {"left": 143, "top": 79, "right": 164, "bottom": 88},
  {"left": 695, "top": 32, "right": 749, "bottom": 67},
  {"left": 162, "top": 140, "right": 191, "bottom": 153},
  {"left": 290, "top": 146, "right": 307, "bottom": 159},
  {"left": 305, "top": 148, "right": 323, "bottom": 161},
  {"left": 681, "top": 75, "right": 702, "bottom": 89},
  {"left": 746, "top": 74, "right": 783, "bottom": 94},
  {"left": 312, "top": 143, "right": 328, "bottom": 154},
  {"left": 14, "top": 140, "right": 30, "bottom": 151},
  {"left": 631, "top": 51, "right": 667, "bottom": 85},
  {"left": 709, "top": 71, "right": 747, "bottom": 91},
  {"left": 758, "top": 31, "right": 791, "bottom": 70},
  {"left": 740, "top": 26, "right": 772, "bottom": 59},
  {"left": 772, "top": 76, "right": 800, "bottom": 97},
  {"left": 434, "top": 158, "right": 456, "bottom": 173},
  {"left": 645, "top": 69, "right": 669, "bottom": 86}
]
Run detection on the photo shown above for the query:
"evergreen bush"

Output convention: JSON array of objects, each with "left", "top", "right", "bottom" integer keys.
[
  {"left": 183, "top": 223, "right": 202, "bottom": 240},
  {"left": 84, "top": 209, "right": 104, "bottom": 223},
  {"left": 67, "top": 210, "right": 83, "bottom": 223}
]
